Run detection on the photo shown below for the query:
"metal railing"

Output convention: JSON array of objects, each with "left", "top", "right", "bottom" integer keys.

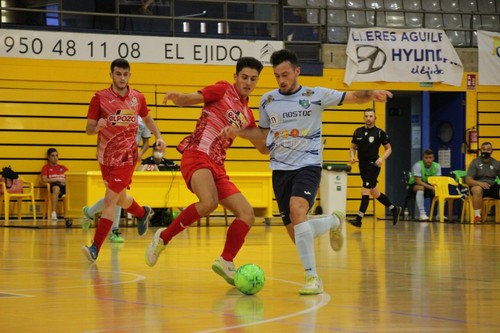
[{"left": 0, "top": 1, "right": 279, "bottom": 40}]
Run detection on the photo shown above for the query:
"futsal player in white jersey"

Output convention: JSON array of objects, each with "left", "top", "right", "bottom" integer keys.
[{"left": 222, "top": 49, "right": 393, "bottom": 295}]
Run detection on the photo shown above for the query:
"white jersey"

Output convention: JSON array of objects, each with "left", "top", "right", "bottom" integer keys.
[
  {"left": 136, "top": 116, "right": 151, "bottom": 145},
  {"left": 259, "top": 86, "right": 345, "bottom": 171}
]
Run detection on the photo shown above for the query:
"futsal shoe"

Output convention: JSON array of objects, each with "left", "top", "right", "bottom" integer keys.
[
  {"left": 418, "top": 214, "right": 429, "bottom": 221},
  {"left": 211, "top": 256, "right": 236, "bottom": 286},
  {"left": 82, "top": 244, "right": 98, "bottom": 263},
  {"left": 109, "top": 229, "right": 125, "bottom": 243},
  {"left": 82, "top": 206, "right": 92, "bottom": 220},
  {"left": 392, "top": 206, "right": 402, "bottom": 226},
  {"left": 81, "top": 206, "right": 93, "bottom": 231},
  {"left": 145, "top": 227, "right": 167, "bottom": 267},
  {"left": 136, "top": 206, "right": 152, "bottom": 236},
  {"left": 299, "top": 274, "right": 323, "bottom": 295},
  {"left": 330, "top": 211, "right": 345, "bottom": 252},
  {"left": 348, "top": 218, "right": 362, "bottom": 228}
]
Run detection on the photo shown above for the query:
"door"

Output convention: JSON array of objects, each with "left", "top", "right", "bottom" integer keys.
[{"left": 384, "top": 91, "right": 466, "bottom": 216}]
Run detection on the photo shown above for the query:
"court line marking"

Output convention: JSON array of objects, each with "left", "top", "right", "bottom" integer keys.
[
  {"left": 1, "top": 259, "right": 332, "bottom": 332},
  {"left": 195, "top": 277, "right": 331, "bottom": 333},
  {"left": 0, "top": 262, "right": 145, "bottom": 294}
]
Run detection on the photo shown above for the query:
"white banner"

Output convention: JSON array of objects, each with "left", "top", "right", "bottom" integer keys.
[
  {"left": 0, "top": 28, "right": 283, "bottom": 66},
  {"left": 478, "top": 30, "right": 500, "bottom": 86},
  {"left": 344, "top": 28, "right": 463, "bottom": 86}
]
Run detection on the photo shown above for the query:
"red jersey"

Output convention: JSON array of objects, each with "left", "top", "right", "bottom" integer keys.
[
  {"left": 41, "top": 164, "right": 68, "bottom": 182},
  {"left": 177, "top": 81, "right": 257, "bottom": 165},
  {"left": 87, "top": 86, "right": 150, "bottom": 167}
]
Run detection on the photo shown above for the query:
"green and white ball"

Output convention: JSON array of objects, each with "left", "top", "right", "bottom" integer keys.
[{"left": 234, "top": 264, "right": 265, "bottom": 295}]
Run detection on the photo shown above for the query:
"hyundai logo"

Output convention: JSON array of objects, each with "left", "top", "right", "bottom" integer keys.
[{"left": 356, "top": 45, "right": 387, "bottom": 74}]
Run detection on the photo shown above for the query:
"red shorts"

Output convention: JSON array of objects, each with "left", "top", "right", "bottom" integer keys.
[
  {"left": 180, "top": 150, "right": 239, "bottom": 201},
  {"left": 99, "top": 164, "right": 135, "bottom": 193}
]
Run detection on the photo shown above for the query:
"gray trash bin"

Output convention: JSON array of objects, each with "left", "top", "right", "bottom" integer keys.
[{"left": 320, "top": 163, "right": 352, "bottom": 215}]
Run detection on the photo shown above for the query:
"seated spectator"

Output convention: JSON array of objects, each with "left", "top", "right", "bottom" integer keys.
[
  {"left": 411, "top": 149, "right": 442, "bottom": 221},
  {"left": 138, "top": 143, "right": 178, "bottom": 171},
  {"left": 465, "top": 142, "right": 500, "bottom": 223},
  {"left": 41, "top": 148, "right": 68, "bottom": 220},
  {"left": 138, "top": 144, "right": 179, "bottom": 226}
]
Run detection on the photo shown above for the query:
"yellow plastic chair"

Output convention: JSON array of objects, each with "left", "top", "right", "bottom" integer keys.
[
  {"left": 458, "top": 184, "right": 475, "bottom": 223},
  {"left": 0, "top": 177, "right": 36, "bottom": 222},
  {"left": 481, "top": 198, "right": 500, "bottom": 223},
  {"left": 428, "top": 176, "right": 462, "bottom": 222},
  {"left": 450, "top": 170, "right": 474, "bottom": 223}
]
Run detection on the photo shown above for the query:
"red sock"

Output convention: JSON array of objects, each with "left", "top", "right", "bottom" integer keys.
[
  {"left": 93, "top": 218, "right": 113, "bottom": 250},
  {"left": 160, "top": 203, "right": 201, "bottom": 244},
  {"left": 125, "top": 200, "right": 146, "bottom": 218},
  {"left": 221, "top": 219, "right": 250, "bottom": 262}
]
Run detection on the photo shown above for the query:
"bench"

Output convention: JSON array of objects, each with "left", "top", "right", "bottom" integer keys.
[{"left": 65, "top": 171, "right": 273, "bottom": 225}]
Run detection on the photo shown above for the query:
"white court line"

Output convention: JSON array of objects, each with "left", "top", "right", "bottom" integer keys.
[
  {"left": 195, "top": 277, "right": 331, "bottom": 333},
  {"left": 2, "top": 259, "right": 331, "bottom": 332},
  {"left": 0, "top": 261, "right": 145, "bottom": 293}
]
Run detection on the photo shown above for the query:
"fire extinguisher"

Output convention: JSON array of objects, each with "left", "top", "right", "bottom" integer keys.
[{"left": 466, "top": 126, "right": 478, "bottom": 153}]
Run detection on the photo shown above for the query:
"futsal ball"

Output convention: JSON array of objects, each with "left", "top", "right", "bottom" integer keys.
[{"left": 234, "top": 264, "right": 265, "bottom": 295}]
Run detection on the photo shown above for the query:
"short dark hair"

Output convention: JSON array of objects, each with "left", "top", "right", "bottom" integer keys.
[
  {"left": 111, "top": 58, "right": 130, "bottom": 72},
  {"left": 270, "top": 49, "right": 299, "bottom": 68},
  {"left": 423, "top": 149, "right": 434, "bottom": 156},
  {"left": 47, "top": 148, "right": 57, "bottom": 157},
  {"left": 236, "top": 57, "right": 263, "bottom": 75}
]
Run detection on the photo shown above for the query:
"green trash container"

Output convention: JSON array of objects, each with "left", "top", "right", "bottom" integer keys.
[{"left": 320, "top": 163, "right": 352, "bottom": 215}]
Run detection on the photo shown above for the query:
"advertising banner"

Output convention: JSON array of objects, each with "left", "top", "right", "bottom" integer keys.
[
  {"left": 478, "top": 30, "right": 500, "bottom": 86},
  {"left": 0, "top": 28, "right": 283, "bottom": 66},
  {"left": 345, "top": 28, "right": 463, "bottom": 86}
]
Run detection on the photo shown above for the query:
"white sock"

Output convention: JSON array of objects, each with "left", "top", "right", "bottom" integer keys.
[
  {"left": 88, "top": 199, "right": 121, "bottom": 228},
  {"left": 308, "top": 215, "right": 339, "bottom": 238},
  {"left": 294, "top": 222, "right": 316, "bottom": 276},
  {"left": 88, "top": 198, "right": 105, "bottom": 216},
  {"left": 474, "top": 209, "right": 481, "bottom": 217},
  {"left": 416, "top": 191, "right": 425, "bottom": 215},
  {"left": 112, "top": 206, "right": 122, "bottom": 230}
]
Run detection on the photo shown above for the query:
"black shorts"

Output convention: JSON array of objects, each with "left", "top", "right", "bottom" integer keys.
[
  {"left": 359, "top": 161, "right": 380, "bottom": 189},
  {"left": 50, "top": 182, "right": 66, "bottom": 198},
  {"left": 272, "top": 166, "right": 321, "bottom": 225},
  {"left": 483, "top": 183, "right": 500, "bottom": 199}
]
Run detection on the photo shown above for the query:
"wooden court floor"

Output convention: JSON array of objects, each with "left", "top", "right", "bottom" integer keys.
[{"left": 0, "top": 217, "right": 499, "bottom": 333}]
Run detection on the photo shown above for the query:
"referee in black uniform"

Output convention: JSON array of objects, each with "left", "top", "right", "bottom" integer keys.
[{"left": 349, "top": 109, "right": 402, "bottom": 228}]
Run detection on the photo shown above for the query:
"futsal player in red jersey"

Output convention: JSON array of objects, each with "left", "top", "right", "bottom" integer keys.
[
  {"left": 145, "top": 57, "right": 265, "bottom": 286},
  {"left": 82, "top": 58, "right": 166, "bottom": 263}
]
